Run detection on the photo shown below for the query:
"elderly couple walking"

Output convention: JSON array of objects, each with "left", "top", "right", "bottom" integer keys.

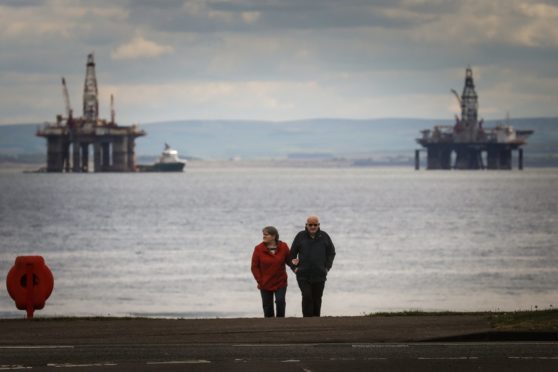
[{"left": 251, "top": 215, "right": 336, "bottom": 318}]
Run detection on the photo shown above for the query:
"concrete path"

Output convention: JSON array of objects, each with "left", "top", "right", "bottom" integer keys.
[{"left": 0, "top": 315, "right": 494, "bottom": 345}]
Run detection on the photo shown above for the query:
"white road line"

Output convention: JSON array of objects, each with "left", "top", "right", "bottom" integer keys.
[
  {"left": 419, "top": 342, "right": 558, "bottom": 346},
  {"left": 508, "top": 356, "right": 558, "bottom": 360},
  {"left": 352, "top": 344, "right": 409, "bottom": 348},
  {"left": 47, "top": 363, "right": 117, "bottom": 368},
  {"left": 146, "top": 360, "right": 210, "bottom": 365},
  {"left": 280, "top": 360, "right": 300, "bottom": 363},
  {"left": 0, "top": 366, "right": 32, "bottom": 371},
  {"left": 0, "top": 346, "right": 74, "bottom": 349},
  {"left": 418, "top": 357, "right": 479, "bottom": 360},
  {"left": 233, "top": 344, "right": 314, "bottom": 347}
]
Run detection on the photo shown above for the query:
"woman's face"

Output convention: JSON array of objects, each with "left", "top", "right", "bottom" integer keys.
[{"left": 262, "top": 231, "right": 275, "bottom": 244}]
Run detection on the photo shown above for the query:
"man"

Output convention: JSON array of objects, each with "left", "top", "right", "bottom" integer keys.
[{"left": 290, "top": 215, "right": 336, "bottom": 317}]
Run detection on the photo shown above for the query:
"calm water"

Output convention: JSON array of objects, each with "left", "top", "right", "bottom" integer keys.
[{"left": 1, "top": 166, "right": 557, "bottom": 318}]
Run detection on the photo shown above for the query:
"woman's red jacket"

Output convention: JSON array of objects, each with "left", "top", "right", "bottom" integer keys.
[{"left": 251, "top": 241, "right": 291, "bottom": 291}]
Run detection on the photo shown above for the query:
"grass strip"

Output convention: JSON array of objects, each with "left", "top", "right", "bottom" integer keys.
[{"left": 368, "top": 309, "right": 558, "bottom": 331}]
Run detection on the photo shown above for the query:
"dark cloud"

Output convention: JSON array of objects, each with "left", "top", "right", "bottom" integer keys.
[
  {"left": 0, "top": 0, "right": 43, "bottom": 7},
  {"left": 127, "top": 0, "right": 438, "bottom": 34}
]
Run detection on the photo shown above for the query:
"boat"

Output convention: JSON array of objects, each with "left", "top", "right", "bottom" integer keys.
[{"left": 137, "top": 143, "right": 186, "bottom": 172}]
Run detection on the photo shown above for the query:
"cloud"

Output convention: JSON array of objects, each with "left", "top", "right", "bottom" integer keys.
[
  {"left": 0, "top": 2, "right": 129, "bottom": 42},
  {"left": 127, "top": 0, "right": 434, "bottom": 34},
  {"left": 515, "top": 2, "right": 558, "bottom": 47},
  {"left": 241, "top": 11, "right": 261, "bottom": 24},
  {"left": 400, "top": 0, "right": 558, "bottom": 50},
  {"left": 519, "top": 2, "right": 558, "bottom": 18},
  {"left": 111, "top": 36, "right": 174, "bottom": 60},
  {"left": 1, "top": 0, "right": 558, "bottom": 125}
]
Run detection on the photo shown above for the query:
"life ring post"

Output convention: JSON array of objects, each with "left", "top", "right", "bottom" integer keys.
[{"left": 6, "top": 256, "right": 54, "bottom": 319}]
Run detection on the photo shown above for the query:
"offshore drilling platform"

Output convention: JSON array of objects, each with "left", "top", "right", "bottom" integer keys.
[
  {"left": 416, "top": 67, "right": 534, "bottom": 170},
  {"left": 37, "top": 54, "right": 145, "bottom": 172}
]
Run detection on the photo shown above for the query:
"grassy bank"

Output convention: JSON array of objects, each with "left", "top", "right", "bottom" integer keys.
[{"left": 368, "top": 309, "right": 558, "bottom": 331}]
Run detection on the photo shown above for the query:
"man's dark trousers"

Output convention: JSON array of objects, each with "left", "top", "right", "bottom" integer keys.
[{"left": 297, "top": 279, "right": 325, "bottom": 317}]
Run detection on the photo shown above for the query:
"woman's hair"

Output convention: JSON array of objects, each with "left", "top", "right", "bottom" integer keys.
[{"left": 262, "top": 226, "right": 279, "bottom": 243}]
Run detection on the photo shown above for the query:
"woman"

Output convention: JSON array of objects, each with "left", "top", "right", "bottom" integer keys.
[{"left": 251, "top": 226, "right": 293, "bottom": 317}]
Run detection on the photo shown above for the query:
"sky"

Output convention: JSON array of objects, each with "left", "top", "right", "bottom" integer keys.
[{"left": 1, "top": 0, "right": 558, "bottom": 125}]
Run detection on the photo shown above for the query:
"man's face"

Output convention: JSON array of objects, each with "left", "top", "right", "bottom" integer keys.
[{"left": 306, "top": 218, "right": 320, "bottom": 234}]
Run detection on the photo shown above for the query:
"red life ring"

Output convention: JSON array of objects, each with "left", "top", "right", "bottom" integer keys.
[{"left": 6, "top": 256, "right": 54, "bottom": 318}]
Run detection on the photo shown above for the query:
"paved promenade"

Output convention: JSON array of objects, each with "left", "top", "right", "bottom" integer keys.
[{"left": 0, "top": 315, "right": 494, "bottom": 345}]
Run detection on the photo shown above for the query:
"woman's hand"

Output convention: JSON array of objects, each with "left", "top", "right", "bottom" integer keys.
[{"left": 292, "top": 258, "right": 299, "bottom": 265}]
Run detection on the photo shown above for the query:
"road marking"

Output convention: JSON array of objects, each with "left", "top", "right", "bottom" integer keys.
[
  {"left": 418, "top": 357, "right": 479, "bottom": 360},
  {"left": 233, "top": 344, "right": 315, "bottom": 347},
  {"left": 329, "top": 357, "right": 356, "bottom": 361},
  {"left": 0, "top": 346, "right": 73, "bottom": 349},
  {"left": 508, "top": 356, "right": 558, "bottom": 360},
  {"left": 352, "top": 344, "right": 409, "bottom": 348},
  {"left": 47, "top": 363, "right": 117, "bottom": 368},
  {"left": 281, "top": 360, "right": 300, "bottom": 363},
  {"left": 0, "top": 366, "right": 32, "bottom": 371},
  {"left": 419, "top": 342, "right": 558, "bottom": 346},
  {"left": 146, "top": 360, "right": 210, "bottom": 365}
]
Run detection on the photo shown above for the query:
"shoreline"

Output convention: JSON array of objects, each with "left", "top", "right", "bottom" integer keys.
[
  {"left": 3, "top": 159, "right": 558, "bottom": 172},
  {"left": 2, "top": 309, "right": 557, "bottom": 327}
]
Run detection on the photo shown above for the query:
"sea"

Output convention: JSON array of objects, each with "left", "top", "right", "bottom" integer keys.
[{"left": 1, "top": 165, "right": 557, "bottom": 318}]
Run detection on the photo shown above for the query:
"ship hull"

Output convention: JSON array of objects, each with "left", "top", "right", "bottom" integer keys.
[{"left": 137, "top": 162, "right": 185, "bottom": 172}]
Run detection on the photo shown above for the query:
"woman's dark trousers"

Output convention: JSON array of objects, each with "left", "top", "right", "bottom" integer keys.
[
  {"left": 297, "top": 279, "right": 325, "bottom": 317},
  {"left": 260, "top": 286, "right": 287, "bottom": 317}
]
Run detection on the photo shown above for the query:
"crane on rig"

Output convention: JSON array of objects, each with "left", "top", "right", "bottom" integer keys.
[
  {"left": 110, "top": 94, "right": 115, "bottom": 125},
  {"left": 61, "top": 77, "right": 73, "bottom": 120},
  {"left": 450, "top": 89, "right": 461, "bottom": 107}
]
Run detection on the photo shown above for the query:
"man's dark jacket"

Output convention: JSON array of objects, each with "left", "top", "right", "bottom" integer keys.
[{"left": 290, "top": 229, "right": 336, "bottom": 282}]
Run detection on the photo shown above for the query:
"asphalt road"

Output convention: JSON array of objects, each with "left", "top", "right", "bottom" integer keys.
[
  {"left": 2, "top": 342, "right": 558, "bottom": 371},
  {"left": 1, "top": 316, "right": 557, "bottom": 371}
]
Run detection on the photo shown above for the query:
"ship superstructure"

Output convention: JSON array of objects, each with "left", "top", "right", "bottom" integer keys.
[
  {"left": 137, "top": 143, "right": 186, "bottom": 172},
  {"left": 416, "top": 67, "right": 533, "bottom": 170},
  {"left": 37, "top": 54, "right": 145, "bottom": 172}
]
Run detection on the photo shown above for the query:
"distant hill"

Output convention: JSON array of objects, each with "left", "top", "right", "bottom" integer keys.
[
  {"left": 0, "top": 123, "right": 44, "bottom": 155},
  {"left": 1, "top": 118, "right": 556, "bottom": 165},
  {"left": 138, "top": 118, "right": 440, "bottom": 159}
]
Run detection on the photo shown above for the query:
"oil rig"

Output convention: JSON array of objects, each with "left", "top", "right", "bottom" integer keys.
[
  {"left": 415, "top": 67, "right": 533, "bottom": 170},
  {"left": 37, "top": 54, "right": 145, "bottom": 172}
]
